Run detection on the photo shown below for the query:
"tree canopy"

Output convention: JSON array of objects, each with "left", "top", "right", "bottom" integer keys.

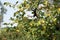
[{"left": 0, "top": 0, "right": 60, "bottom": 40}]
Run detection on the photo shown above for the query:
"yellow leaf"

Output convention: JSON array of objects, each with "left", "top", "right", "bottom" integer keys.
[
  {"left": 43, "top": 26, "right": 46, "bottom": 30},
  {"left": 16, "top": 30, "right": 19, "bottom": 32},
  {"left": 37, "top": 20, "right": 41, "bottom": 26},
  {"left": 30, "top": 23, "right": 33, "bottom": 26},
  {"left": 41, "top": 19, "right": 45, "bottom": 24},
  {"left": 26, "top": 4, "right": 30, "bottom": 9},
  {"left": 53, "top": 36, "right": 56, "bottom": 40},
  {"left": 19, "top": 7, "right": 24, "bottom": 12},
  {"left": 53, "top": 18, "right": 57, "bottom": 22},
  {"left": 58, "top": 8, "right": 60, "bottom": 11},
  {"left": 45, "top": 13, "right": 51, "bottom": 17},
  {"left": 38, "top": 21, "right": 41, "bottom": 25},
  {"left": 44, "top": 1, "right": 48, "bottom": 5}
]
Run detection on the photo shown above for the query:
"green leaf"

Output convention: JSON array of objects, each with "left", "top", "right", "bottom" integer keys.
[
  {"left": 3, "top": 23, "right": 8, "bottom": 25},
  {"left": 4, "top": 2, "right": 10, "bottom": 6},
  {"left": 10, "top": 17, "right": 14, "bottom": 20},
  {"left": 14, "top": 11, "right": 20, "bottom": 16}
]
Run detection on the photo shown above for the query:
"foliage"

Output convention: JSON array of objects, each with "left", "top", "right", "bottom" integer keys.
[{"left": 0, "top": 0, "right": 60, "bottom": 40}]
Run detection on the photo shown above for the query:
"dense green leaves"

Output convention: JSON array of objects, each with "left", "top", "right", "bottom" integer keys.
[{"left": 0, "top": 0, "right": 60, "bottom": 40}]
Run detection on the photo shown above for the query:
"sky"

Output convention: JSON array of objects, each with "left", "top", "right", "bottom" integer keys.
[
  {"left": 0, "top": 0, "right": 34, "bottom": 28},
  {"left": 0, "top": 0, "right": 23, "bottom": 27},
  {"left": 0, "top": 0, "right": 23, "bottom": 22}
]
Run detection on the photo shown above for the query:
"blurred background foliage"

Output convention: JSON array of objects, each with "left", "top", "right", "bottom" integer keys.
[{"left": 0, "top": 0, "right": 60, "bottom": 40}]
